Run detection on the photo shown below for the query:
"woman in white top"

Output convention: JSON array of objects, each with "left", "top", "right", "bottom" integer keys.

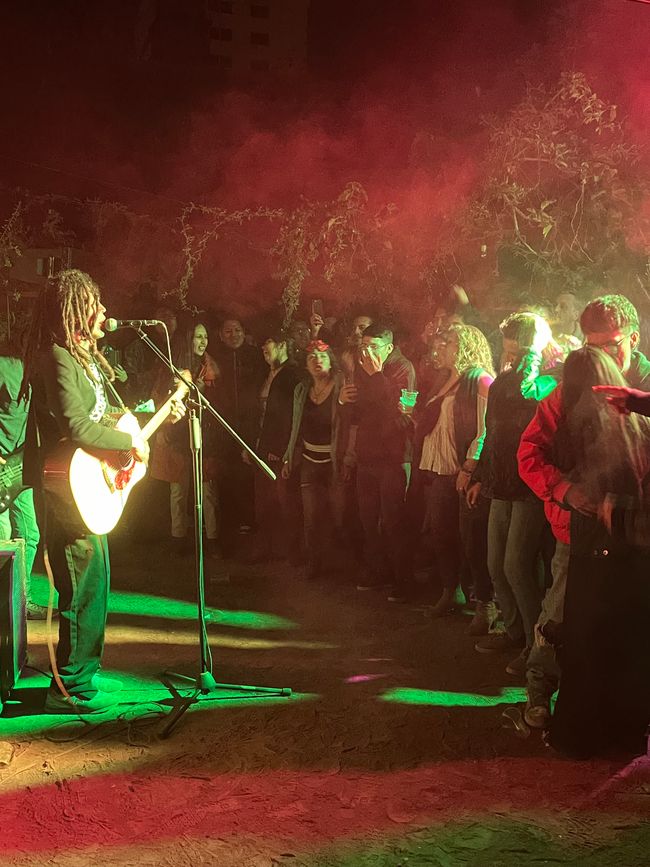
[{"left": 416, "top": 324, "right": 495, "bottom": 617}]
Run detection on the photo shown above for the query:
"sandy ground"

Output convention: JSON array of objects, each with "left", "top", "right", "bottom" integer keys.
[{"left": 1, "top": 484, "right": 649, "bottom": 866}]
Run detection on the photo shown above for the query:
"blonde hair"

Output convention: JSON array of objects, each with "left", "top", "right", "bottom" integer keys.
[
  {"left": 448, "top": 323, "right": 495, "bottom": 377},
  {"left": 52, "top": 269, "right": 115, "bottom": 383}
]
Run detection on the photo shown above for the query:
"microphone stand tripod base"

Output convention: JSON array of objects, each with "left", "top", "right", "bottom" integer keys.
[{"left": 159, "top": 670, "right": 292, "bottom": 739}]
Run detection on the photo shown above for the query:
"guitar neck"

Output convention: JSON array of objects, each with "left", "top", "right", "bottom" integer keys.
[{"left": 140, "top": 389, "right": 184, "bottom": 442}]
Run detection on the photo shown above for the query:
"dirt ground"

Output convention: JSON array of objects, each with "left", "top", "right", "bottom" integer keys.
[{"left": 1, "top": 483, "right": 649, "bottom": 866}]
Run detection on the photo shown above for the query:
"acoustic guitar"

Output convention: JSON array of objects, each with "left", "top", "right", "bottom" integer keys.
[{"left": 44, "top": 380, "right": 189, "bottom": 535}]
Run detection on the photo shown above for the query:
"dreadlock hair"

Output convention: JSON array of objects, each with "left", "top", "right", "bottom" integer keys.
[
  {"left": 55, "top": 269, "right": 115, "bottom": 382},
  {"left": 22, "top": 269, "right": 115, "bottom": 399}
]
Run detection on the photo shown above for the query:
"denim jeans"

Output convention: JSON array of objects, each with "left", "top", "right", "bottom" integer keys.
[
  {"left": 45, "top": 496, "right": 109, "bottom": 698},
  {"left": 170, "top": 477, "right": 219, "bottom": 540},
  {"left": 300, "top": 459, "right": 344, "bottom": 576},
  {"left": 487, "top": 498, "right": 547, "bottom": 645},
  {"left": 526, "top": 540, "right": 569, "bottom": 703},
  {"left": 356, "top": 462, "right": 411, "bottom": 586},
  {"left": 459, "top": 492, "right": 492, "bottom": 603},
  {"left": 0, "top": 487, "right": 40, "bottom": 604}
]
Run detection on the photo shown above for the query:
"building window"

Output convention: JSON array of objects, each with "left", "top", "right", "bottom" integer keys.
[
  {"left": 250, "top": 4, "right": 269, "bottom": 18},
  {"left": 218, "top": 27, "right": 232, "bottom": 41},
  {"left": 208, "top": 0, "right": 233, "bottom": 11},
  {"left": 251, "top": 58, "right": 270, "bottom": 71},
  {"left": 214, "top": 54, "right": 233, "bottom": 68},
  {"left": 250, "top": 31, "right": 269, "bottom": 46}
]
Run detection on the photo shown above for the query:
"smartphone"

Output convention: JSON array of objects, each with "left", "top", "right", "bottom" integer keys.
[{"left": 311, "top": 299, "right": 324, "bottom": 318}]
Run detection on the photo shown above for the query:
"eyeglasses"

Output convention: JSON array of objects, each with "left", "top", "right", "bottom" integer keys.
[{"left": 587, "top": 333, "right": 630, "bottom": 355}]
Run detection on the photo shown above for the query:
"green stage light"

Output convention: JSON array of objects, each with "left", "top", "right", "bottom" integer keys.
[
  {"left": 29, "top": 576, "right": 296, "bottom": 630},
  {"left": 379, "top": 686, "right": 527, "bottom": 707}
]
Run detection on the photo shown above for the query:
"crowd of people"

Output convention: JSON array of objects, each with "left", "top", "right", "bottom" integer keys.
[{"left": 2, "top": 269, "right": 649, "bottom": 761}]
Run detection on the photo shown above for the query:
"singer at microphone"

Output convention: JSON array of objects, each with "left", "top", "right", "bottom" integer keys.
[{"left": 104, "top": 318, "right": 163, "bottom": 332}]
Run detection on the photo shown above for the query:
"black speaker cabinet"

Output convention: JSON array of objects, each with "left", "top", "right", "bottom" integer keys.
[{"left": 0, "top": 540, "right": 27, "bottom": 708}]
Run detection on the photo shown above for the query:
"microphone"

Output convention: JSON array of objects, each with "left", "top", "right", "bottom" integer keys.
[{"left": 104, "top": 318, "right": 163, "bottom": 332}]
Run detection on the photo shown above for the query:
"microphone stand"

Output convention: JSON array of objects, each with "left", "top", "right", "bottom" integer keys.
[{"left": 132, "top": 327, "right": 291, "bottom": 737}]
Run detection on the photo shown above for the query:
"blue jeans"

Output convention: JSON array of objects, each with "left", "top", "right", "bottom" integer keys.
[
  {"left": 45, "top": 496, "right": 109, "bottom": 698},
  {"left": 0, "top": 487, "right": 40, "bottom": 603},
  {"left": 487, "top": 498, "right": 546, "bottom": 646},
  {"left": 526, "top": 540, "right": 569, "bottom": 704}
]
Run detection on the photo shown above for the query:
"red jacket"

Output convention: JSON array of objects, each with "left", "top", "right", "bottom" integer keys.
[{"left": 517, "top": 386, "right": 572, "bottom": 544}]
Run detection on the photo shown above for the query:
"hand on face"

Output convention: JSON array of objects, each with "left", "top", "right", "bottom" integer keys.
[{"left": 360, "top": 345, "right": 383, "bottom": 375}]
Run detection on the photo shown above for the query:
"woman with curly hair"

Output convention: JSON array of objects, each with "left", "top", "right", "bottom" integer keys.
[{"left": 415, "top": 323, "right": 495, "bottom": 616}]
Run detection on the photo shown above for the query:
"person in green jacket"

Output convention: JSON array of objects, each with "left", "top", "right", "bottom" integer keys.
[{"left": 25, "top": 270, "right": 181, "bottom": 714}]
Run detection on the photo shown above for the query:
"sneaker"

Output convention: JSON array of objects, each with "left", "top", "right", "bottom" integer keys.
[
  {"left": 506, "top": 647, "right": 530, "bottom": 677},
  {"left": 524, "top": 700, "right": 551, "bottom": 729},
  {"left": 474, "top": 632, "right": 522, "bottom": 654},
  {"left": 44, "top": 689, "right": 117, "bottom": 715},
  {"left": 467, "top": 601, "right": 498, "bottom": 636},
  {"left": 25, "top": 601, "right": 50, "bottom": 621},
  {"left": 91, "top": 674, "right": 123, "bottom": 693}
]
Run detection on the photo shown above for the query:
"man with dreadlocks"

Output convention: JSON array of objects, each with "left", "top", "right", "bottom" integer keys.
[{"left": 25, "top": 269, "right": 154, "bottom": 714}]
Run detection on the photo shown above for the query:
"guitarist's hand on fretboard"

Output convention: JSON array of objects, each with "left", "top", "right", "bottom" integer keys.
[{"left": 169, "top": 397, "right": 187, "bottom": 425}]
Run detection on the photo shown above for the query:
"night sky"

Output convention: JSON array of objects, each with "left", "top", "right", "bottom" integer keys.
[
  {"left": 2, "top": 0, "right": 610, "bottom": 207},
  {"left": 1, "top": 0, "right": 648, "bottom": 315}
]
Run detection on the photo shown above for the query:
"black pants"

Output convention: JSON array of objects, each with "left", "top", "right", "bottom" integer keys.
[
  {"left": 46, "top": 497, "right": 109, "bottom": 698},
  {"left": 551, "top": 515, "right": 650, "bottom": 757},
  {"left": 426, "top": 474, "right": 461, "bottom": 592},
  {"left": 356, "top": 462, "right": 411, "bottom": 586},
  {"left": 299, "top": 459, "right": 343, "bottom": 576},
  {"left": 254, "top": 457, "right": 302, "bottom": 560},
  {"left": 459, "top": 492, "right": 492, "bottom": 603},
  {"left": 427, "top": 473, "right": 492, "bottom": 601}
]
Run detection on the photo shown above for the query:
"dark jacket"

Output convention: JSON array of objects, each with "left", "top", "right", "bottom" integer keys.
[
  {"left": 257, "top": 363, "right": 303, "bottom": 460},
  {"left": 24, "top": 343, "right": 133, "bottom": 489},
  {"left": 283, "top": 376, "right": 348, "bottom": 476},
  {"left": 354, "top": 348, "right": 416, "bottom": 466},
  {"left": 212, "top": 341, "right": 266, "bottom": 441},
  {"left": 37, "top": 344, "right": 132, "bottom": 454},
  {"left": 476, "top": 351, "right": 563, "bottom": 500},
  {"left": 414, "top": 366, "right": 487, "bottom": 469}
]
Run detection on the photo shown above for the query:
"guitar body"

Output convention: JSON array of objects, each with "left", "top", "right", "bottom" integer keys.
[
  {"left": 67, "top": 413, "right": 145, "bottom": 535},
  {"left": 43, "top": 379, "right": 189, "bottom": 536}
]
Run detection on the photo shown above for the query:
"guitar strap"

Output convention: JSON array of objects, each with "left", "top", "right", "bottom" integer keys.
[{"left": 99, "top": 369, "right": 128, "bottom": 414}]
